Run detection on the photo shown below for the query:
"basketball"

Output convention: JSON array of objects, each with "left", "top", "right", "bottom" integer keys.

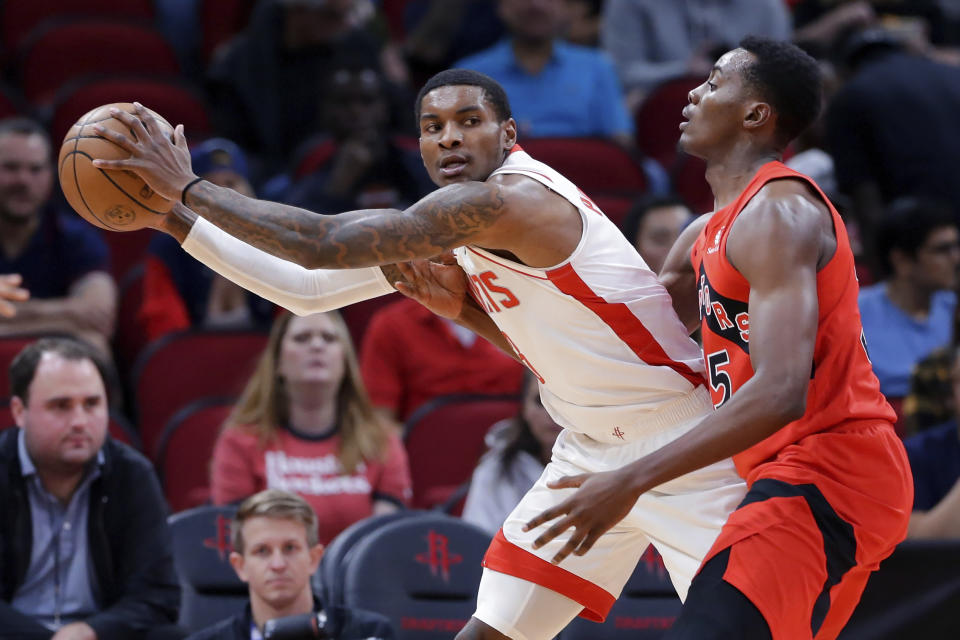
[{"left": 58, "top": 102, "right": 175, "bottom": 231}]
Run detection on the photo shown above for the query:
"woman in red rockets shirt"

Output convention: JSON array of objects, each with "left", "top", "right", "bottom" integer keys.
[{"left": 210, "top": 311, "right": 412, "bottom": 544}]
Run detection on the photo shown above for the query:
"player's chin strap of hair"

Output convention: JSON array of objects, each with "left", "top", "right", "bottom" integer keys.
[{"left": 182, "top": 217, "right": 394, "bottom": 315}]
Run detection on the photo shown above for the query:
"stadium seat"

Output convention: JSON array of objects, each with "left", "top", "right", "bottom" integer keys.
[
  {"left": 199, "top": 0, "right": 257, "bottom": 64},
  {"left": 340, "top": 513, "right": 491, "bottom": 639},
  {"left": 671, "top": 153, "right": 713, "bottom": 215},
  {"left": 1, "top": 0, "right": 154, "bottom": 64},
  {"left": 0, "top": 334, "right": 46, "bottom": 397},
  {"left": 168, "top": 505, "right": 248, "bottom": 633},
  {"left": 403, "top": 393, "right": 520, "bottom": 509},
  {"left": 0, "top": 83, "right": 28, "bottom": 120},
  {"left": 112, "top": 264, "right": 149, "bottom": 387},
  {"left": 314, "top": 510, "right": 422, "bottom": 605},
  {"left": 133, "top": 329, "right": 268, "bottom": 459},
  {"left": 16, "top": 18, "right": 179, "bottom": 105},
  {"left": 156, "top": 396, "right": 236, "bottom": 513},
  {"left": 342, "top": 292, "right": 401, "bottom": 349},
  {"left": 517, "top": 138, "right": 648, "bottom": 199},
  {"left": 50, "top": 76, "right": 212, "bottom": 146},
  {"left": 634, "top": 75, "right": 702, "bottom": 168},
  {"left": 560, "top": 546, "right": 681, "bottom": 639}
]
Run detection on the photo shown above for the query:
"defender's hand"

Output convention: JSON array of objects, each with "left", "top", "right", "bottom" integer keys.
[
  {"left": 0, "top": 273, "right": 29, "bottom": 317},
  {"left": 92, "top": 102, "right": 196, "bottom": 202},
  {"left": 523, "top": 469, "right": 642, "bottom": 565},
  {"left": 395, "top": 258, "right": 469, "bottom": 319}
]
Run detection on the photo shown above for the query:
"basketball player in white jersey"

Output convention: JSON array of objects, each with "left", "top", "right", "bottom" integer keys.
[{"left": 94, "top": 70, "right": 745, "bottom": 640}]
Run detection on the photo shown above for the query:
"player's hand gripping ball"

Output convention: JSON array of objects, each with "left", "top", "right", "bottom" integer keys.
[{"left": 58, "top": 103, "right": 175, "bottom": 231}]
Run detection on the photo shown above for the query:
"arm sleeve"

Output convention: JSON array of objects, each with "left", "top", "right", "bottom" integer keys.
[
  {"left": 371, "top": 433, "right": 413, "bottom": 507},
  {"left": 210, "top": 427, "right": 260, "bottom": 505},
  {"left": 181, "top": 217, "right": 395, "bottom": 316}
]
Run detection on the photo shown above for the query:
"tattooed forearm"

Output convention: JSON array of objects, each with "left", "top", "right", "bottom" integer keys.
[{"left": 184, "top": 180, "right": 507, "bottom": 270}]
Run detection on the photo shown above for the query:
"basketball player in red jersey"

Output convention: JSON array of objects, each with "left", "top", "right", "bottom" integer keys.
[{"left": 523, "top": 37, "right": 913, "bottom": 639}]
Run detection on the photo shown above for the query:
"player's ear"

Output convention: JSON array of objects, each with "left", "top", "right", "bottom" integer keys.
[
  {"left": 743, "top": 101, "right": 772, "bottom": 131},
  {"left": 502, "top": 117, "right": 517, "bottom": 151}
]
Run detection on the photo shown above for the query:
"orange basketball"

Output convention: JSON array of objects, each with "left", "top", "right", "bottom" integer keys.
[{"left": 58, "top": 102, "right": 175, "bottom": 231}]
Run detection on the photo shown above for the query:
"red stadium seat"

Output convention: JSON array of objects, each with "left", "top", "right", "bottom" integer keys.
[
  {"left": 341, "top": 292, "right": 401, "bottom": 351},
  {"left": 112, "top": 264, "right": 149, "bottom": 383},
  {"left": 199, "top": 0, "right": 256, "bottom": 64},
  {"left": 133, "top": 329, "right": 268, "bottom": 459},
  {"left": 50, "top": 76, "right": 212, "bottom": 144},
  {"left": 671, "top": 153, "right": 714, "bottom": 215},
  {"left": 518, "top": 138, "right": 648, "bottom": 197},
  {"left": 17, "top": 18, "right": 179, "bottom": 105},
  {"left": 0, "top": 335, "right": 46, "bottom": 398},
  {"left": 1, "top": 0, "right": 154, "bottom": 64},
  {"left": 156, "top": 396, "right": 236, "bottom": 513},
  {"left": 0, "top": 84, "right": 28, "bottom": 120},
  {"left": 403, "top": 393, "right": 520, "bottom": 509},
  {"left": 634, "top": 75, "right": 702, "bottom": 167}
]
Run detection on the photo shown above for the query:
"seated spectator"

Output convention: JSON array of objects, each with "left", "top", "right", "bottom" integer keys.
[
  {"left": 0, "top": 272, "right": 29, "bottom": 317},
  {"left": 360, "top": 297, "right": 524, "bottom": 424},
  {"left": 859, "top": 198, "right": 959, "bottom": 400},
  {"left": 903, "top": 293, "right": 960, "bottom": 435},
  {"left": 140, "top": 139, "right": 274, "bottom": 343},
  {"left": 186, "top": 489, "right": 394, "bottom": 640},
  {"left": 456, "top": 0, "right": 634, "bottom": 145},
  {"left": 905, "top": 347, "right": 960, "bottom": 539},
  {"left": 0, "top": 118, "right": 116, "bottom": 356},
  {"left": 619, "top": 193, "right": 695, "bottom": 273},
  {"left": 207, "top": 0, "right": 381, "bottom": 173},
  {"left": 0, "top": 337, "right": 182, "bottom": 639},
  {"left": 462, "top": 373, "right": 562, "bottom": 534},
  {"left": 211, "top": 311, "right": 411, "bottom": 544},
  {"left": 600, "top": 0, "right": 790, "bottom": 104},
  {"left": 282, "top": 62, "right": 433, "bottom": 214}
]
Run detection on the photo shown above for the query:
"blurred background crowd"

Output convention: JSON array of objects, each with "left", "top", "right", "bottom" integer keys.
[{"left": 1, "top": 0, "right": 960, "bottom": 638}]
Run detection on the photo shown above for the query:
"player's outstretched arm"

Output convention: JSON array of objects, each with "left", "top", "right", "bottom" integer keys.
[
  {"left": 659, "top": 213, "right": 711, "bottom": 333},
  {"left": 93, "top": 104, "right": 512, "bottom": 270},
  {"left": 151, "top": 203, "right": 402, "bottom": 316},
  {"left": 524, "top": 182, "right": 829, "bottom": 564}
]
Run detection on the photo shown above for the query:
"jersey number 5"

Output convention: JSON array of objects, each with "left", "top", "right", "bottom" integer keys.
[{"left": 707, "top": 349, "right": 732, "bottom": 408}]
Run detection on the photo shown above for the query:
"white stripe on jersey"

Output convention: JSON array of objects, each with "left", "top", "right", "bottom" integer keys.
[{"left": 454, "top": 147, "right": 706, "bottom": 442}]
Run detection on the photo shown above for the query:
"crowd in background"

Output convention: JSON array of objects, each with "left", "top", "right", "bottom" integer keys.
[{"left": 2, "top": 0, "right": 960, "bottom": 637}]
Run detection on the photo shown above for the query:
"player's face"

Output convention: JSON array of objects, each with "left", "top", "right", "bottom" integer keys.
[
  {"left": 418, "top": 85, "right": 517, "bottom": 187},
  {"left": 230, "top": 517, "right": 322, "bottom": 614},
  {"left": 521, "top": 380, "right": 562, "bottom": 454},
  {"left": 635, "top": 205, "right": 694, "bottom": 273},
  {"left": 278, "top": 314, "right": 347, "bottom": 391},
  {"left": 0, "top": 132, "right": 53, "bottom": 222},
  {"left": 13, "top": 353, "right": 108, "bottom": 473},
  {"left": 679, "top": 49, "right": 756, "bottom": 159}
]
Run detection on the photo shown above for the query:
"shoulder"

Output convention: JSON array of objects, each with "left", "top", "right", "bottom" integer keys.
[
  {"left": 735, "top": 178, "right": 831, "bottom": 243},
  {"left": 486, "top": 172, "right": 573, "bottom": 215}
]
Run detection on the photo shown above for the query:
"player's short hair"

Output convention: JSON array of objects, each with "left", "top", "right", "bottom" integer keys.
[
  {"left": 415, "top": 69, "right": 512, "bottom": 125},
  {"left": 877, "top": 197, "right": 957, "bottom": 275},
  {"left": 9, "top": 337, "right": 107, "bottom": 404},
  {"left": 737, "top": 36, "right": 822, "bottom": 148},
  {"left": 231, "top": 489, "right": 319, "bottom": 554}
]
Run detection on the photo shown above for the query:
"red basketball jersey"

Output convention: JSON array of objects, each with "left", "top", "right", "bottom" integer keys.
[{"left": 691, "top": 161, "right": 895, "bottom": 478}]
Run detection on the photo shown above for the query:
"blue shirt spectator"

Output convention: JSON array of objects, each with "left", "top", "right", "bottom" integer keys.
[
  {"left": 457, "top": 39, "right": 633, "bottom": 140},
  {"left": 859, "top": 285, "right": 955, "bottom": 398},
  {"left": 905, "top": 420, "right": 960, "bottom": 511},
  {"left": 0, "top": 205, "right": 109, "bottom": 299}
]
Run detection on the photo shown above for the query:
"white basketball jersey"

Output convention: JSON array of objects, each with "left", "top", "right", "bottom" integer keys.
[{"left": 454, "top": 146, "right": 706, "bottom": 442}]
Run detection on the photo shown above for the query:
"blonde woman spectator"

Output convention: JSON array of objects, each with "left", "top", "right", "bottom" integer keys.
[{"left": 211, "top": 311, "right": 412, "bottom": 544}]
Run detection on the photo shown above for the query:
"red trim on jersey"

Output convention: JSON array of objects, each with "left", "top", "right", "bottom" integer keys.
[
  {"left": 483, "top": 530, "right": 616, "bottom": 622},
  {"left": 466, "top": 247, "right": 551, "bottom": 280},
  {"left": 547, "top": 263, "right": 706, "bottom": 387}
]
